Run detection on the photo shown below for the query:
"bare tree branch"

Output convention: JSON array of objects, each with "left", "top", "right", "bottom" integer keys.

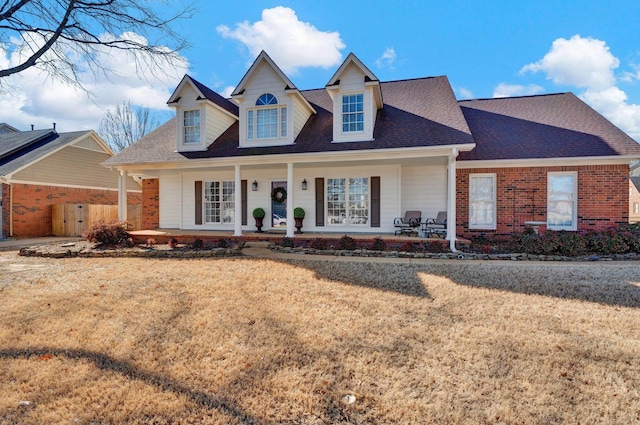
[
  {"left": 0, "top": 0, "right": 193, "bottom": 92},
  {"left": 99, "top": 100, "right": 160, "bottom": 152}
]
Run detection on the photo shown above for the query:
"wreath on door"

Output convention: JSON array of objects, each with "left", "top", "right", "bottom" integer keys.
[{"left": 271, "top": 187, "right": 287, "bottom": 203}]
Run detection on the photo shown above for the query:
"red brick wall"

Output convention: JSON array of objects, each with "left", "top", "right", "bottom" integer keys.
[
  {"left": 142, "top": 178, "right": 160, "bottom": 230},
  {"left": 457, "top": 164, "right": 629, "bottom": 239},
  {"left": 1, "top": 183, "right": 9, "bottom": 238},
  {"left": 8, "top": 183, "right": 142, "bottom": 237}
]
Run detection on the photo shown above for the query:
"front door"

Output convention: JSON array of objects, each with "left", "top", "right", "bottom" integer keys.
[{"left": 271, "top": 181, "right": 287, "bottom": 228}]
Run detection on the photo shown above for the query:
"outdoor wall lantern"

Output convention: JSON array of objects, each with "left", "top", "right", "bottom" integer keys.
[
  {"left": 302, "top": 179, "right": 307, "bottom": 190},
  {"left": 252, "top": 180, "right": 258, "bottom": 191}
]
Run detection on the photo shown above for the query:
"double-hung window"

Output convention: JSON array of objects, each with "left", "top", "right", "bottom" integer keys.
[
  {"left": 327, "top": 177, "right": 369, "bottom": 225},
  {"left": 342, "top": 93, "right": 364, "bottom": 133},
  {"left": 247, "top": 93, "right": 287, "bottom": 140},
  {"left": 204, "top": 181, "right": 235, "bottom": 224},
  {"left": 547, "top": 172, "right": 577, "bottom": 231},
  {"left": 469, "top": 174, "right": 496, "bottom": 229},
  {"left": 183, "top": 109, "right": 200, "bottom": 144}
]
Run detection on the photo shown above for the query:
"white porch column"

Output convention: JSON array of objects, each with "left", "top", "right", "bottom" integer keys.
[
  {"left": 447, "top": 149, "right": 458, "bottom": 252},
  {"left": 286, "top": 162, "right": 295, "bottom": 238},
  {"left": 234, "top": 165, "right": 243, "bottom": 236},
  {"left": 118, "top": 170, "right": 128, "bottom": 222}
]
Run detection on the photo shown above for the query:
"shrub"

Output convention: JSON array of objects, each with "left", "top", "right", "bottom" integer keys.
[
  {"left": 145, "top": 238, "right": 156, "bottom": 248},
  {"left": 293, "top": 207, "right": 305, "bottom": 219},
  {"left": 192, "top": 238, "right": 204, "bottom": 250},
  {"left": 216, "top": 238, "right": 228, "bottom": 249},
  {"left": 281, "top": 237, "right": 295, "bottom": 248},
  {"left": 252, "top": 208, "right": 265, "bottom": 219},
  {"left": 338, "top": 235, "right": 357, "bottom": 250},
  {"left": 168, "top": 238, "right": 179, "bottom": 249},
  {"left": 83, "top": 220, "right": 132, "bottom": 248},
  {"left": 425, "top": 241, "right": 447, "bottom": 253},
  {"left": 370, "top": 237, "right": 386, "bottom": 251},
  {"left": 310, "top": 238, "right": 328, "bottom": 250},
  {"left": 399, "top": 241, "right": 417, "bottom": 252}
]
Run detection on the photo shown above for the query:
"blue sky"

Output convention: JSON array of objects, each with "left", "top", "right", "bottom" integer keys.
[{"left": 2, "top": 1, "right": 640, "bottom": 141}]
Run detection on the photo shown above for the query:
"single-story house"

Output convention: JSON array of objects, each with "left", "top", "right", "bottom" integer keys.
[
  {"left": 103, "top": 51, "right": 640, "bottom": 249},
  {"left": 0, "top": 126, "right": 141, "bottom": 237}
]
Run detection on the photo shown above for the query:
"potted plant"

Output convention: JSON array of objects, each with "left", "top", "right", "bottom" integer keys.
[
  {"left": 253, "top": 207, "right": 266, "bottom": 233},
  {"left": 293, "top": 207, "right": 305, "bottom": 234}
]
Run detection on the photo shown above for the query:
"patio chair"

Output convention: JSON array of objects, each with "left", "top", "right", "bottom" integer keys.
[
  {"left": 424, "top": 211, "right": 447, "bottom": 238},
  {"left": 394, "top": 210, "right": 422, "bottom": 236}
]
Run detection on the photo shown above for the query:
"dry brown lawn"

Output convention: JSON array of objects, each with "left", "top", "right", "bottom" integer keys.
[{"left": 0, "top": 250, "right": 639, "bottom": 424}]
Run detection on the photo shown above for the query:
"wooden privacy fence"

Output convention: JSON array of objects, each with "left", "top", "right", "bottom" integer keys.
[{"left": 52, "top": 204, "right": 142, "bottom": 237}]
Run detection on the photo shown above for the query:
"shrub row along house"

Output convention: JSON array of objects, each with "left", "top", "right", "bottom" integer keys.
[
  {"left": 0, "top": 125, "right": 141, "bottom": 238},
  {"left": 104, "top": 52, "right": 640, "bottom": 249}
]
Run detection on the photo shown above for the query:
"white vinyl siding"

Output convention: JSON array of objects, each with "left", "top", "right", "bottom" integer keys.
[
  {"left": 159, "top": 174, "right": 181, "bottom": 228},
  {"left": 400, "top": 164, "right": 447, "bottom": 220},
  {"left": 547, "top": 172, "right": 577, "bottom": 231},
  {"left": 469, "top": 174, "right": 496, "bottom": 229},
  {"left": 331, "top": 63, "right": 377, "bottom": 143}
]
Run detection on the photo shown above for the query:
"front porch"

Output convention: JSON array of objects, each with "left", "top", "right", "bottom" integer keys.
[{"left": 129, "top": 228, "right": 470, "bottom": 249}]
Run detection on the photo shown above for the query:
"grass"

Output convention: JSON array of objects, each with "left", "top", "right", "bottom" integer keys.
[{"left": 0, "top": 251, "right": 639, "bottom": 424}]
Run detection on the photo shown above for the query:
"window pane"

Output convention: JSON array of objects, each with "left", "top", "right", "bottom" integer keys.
[
  {"left": 256, "top": 93, "right": 277, "bottom": 106},
  {"left": 470, "top": 175, "right": 495, "bottom": 228},
  {"left": 348, "top": 177, "right": 369, "bottom": 225},
  {"left": 247, "top": 110, "right": 253, "bottom": 140},
  {"left": 341, "top": 93, "right": 364, "bottom": 133},
  {"left": 204, "top": 182, "right": 220, "bottom": 223},
  {"left": 281, "top": 106, "right": 287, "bottom": 137},
  {"left": 548, "top": 174, "right": 575, "bottom": 229},
  {"left": 183, "top": 110, "right": 200, "bottom": 144},
  {"left": 257, "top": 108, "right": 278, "bottom": 138},
  {"left": 222, "top": 181, "right": 235, "bottom": 224},
  {"left": 327, "top": 178, "right": 346, "bottom": 224}
]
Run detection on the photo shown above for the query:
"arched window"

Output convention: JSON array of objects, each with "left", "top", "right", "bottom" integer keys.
[
  {"left": 256, "top": 93, "right": 278, "bottom": 106},
  {"left": 247, "top": 93, "right": 287, "bottom": 140}
]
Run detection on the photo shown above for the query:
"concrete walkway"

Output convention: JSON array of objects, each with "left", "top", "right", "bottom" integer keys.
[{"left": 0, "top": 237, "right": 82, "bottom": 251}]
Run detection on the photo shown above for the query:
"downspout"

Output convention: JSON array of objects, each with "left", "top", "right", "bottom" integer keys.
[
  {"left": 447, "top": 148, "right": 458, "bottom": 252},
  {"left": 9, "top": 181, "right": 13, "bottom": 237}
]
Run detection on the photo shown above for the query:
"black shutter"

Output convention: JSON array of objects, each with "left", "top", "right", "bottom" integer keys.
[
  {"left": 195, "top": 181, "right": 203, "bottom": 225},
  {"left": 241, "top": 180, "right": 247, "bottom": 225},
  {"left": 371, "top": 176, "right": 380, "bottom": 227},
  {"left": 315, "top": 178, "right": 324, "bottom": 227}
]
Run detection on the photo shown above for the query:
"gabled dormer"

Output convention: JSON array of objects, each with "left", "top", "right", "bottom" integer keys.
[
  {"left": 325, "top": 53, "right": 383, "bottom": 143},
  {"left": 231, "top": 51, "right": 316, "bottom": 148},
  {"left": 167, "top": 75, "right": 239, "bottom": 152}
]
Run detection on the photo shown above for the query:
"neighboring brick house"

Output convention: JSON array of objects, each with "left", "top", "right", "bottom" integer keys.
[
  {"left": 104, "top": 51, "right": 640, "bottom": 249},
  {"left": 0, "top": 127, "right": 141, "bottom": 237},
  {"left": 630, "top": 177, "right": 640, "bottom": 223}
]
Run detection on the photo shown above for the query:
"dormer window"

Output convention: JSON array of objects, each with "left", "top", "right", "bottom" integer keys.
[
  {"left": 183, "top": 109, "right": 200, "bottom": 144},
  {"left": 247, "top": 93, "right": 287, "bottom": 140},
  {"left": 342, "top": 93, "right": 364, "bottom": 133}
]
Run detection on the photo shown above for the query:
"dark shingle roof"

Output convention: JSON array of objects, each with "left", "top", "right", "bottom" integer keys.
[
  {"left": 188, "top": 75, "right": 239, "bottom": 116},
  {"left": 105, "top": 76, "right": 474, "bottom": 165},
  {"left": 631, "top": 177, "right": 640, "bottom": 192},
  {"left": 0, "top": 130, "right": 91, "bottom": 176},
  {"left": 458, "top": 93, "right": 640, "bottom": 161}
]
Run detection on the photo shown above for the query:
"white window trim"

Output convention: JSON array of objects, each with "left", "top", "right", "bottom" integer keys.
[
  {"left": 326, "top": 177, "right": 370, "bottom": 227},
  {"left": 547, "top": 171, "right": 578, "bottom": 231},
  {"left": 469, "top": 173, "right": 497, "bottom": 230},
  {"left": 182, "top": 108, "right": 201, "bottom": 145},
  {"left": 246, "top": 94, "right": 288, "bottom": 142},
  {"left": 340, "top": 92, "right": 365, "bottom": 135},
  {"left": 203, "top": 180, "right": 235, "bottom": 225}
]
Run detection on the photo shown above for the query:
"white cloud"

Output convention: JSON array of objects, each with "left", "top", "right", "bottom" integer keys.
[
  {"left": 216, "top": 6, "right": 345, "bottom": 74},
  {"left": 493, "top": 83, "right": 544, "bottom": 98},
  {"left": 220, "top": 86, "right": 235, "bottom": 99},
  {"left": 0, "top": 32, "right": 188, "bottom": 133},
  {"left": 457, "top": 87, "right": 474, "bottom": 99},
  {"left": 521, "top": 35, "right": 640, "bottom": 141},
  {"left": 375, "top": 47, "right": 396, "bottom": 70}
]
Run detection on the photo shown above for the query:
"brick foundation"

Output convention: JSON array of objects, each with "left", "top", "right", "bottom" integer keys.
[
  {"left": 6, "top": 183, "right": 142, "bottom": 237},
  {"left": 142, "top": 178, "right": 160, "bottom": 230},
  {"left": 457, "top": 164, "right": 629, "bottom": 239}
]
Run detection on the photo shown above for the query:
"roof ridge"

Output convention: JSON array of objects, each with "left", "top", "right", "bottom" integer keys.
[{"left": 459, "top": 92, "right": 571, "bottom": 103}]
